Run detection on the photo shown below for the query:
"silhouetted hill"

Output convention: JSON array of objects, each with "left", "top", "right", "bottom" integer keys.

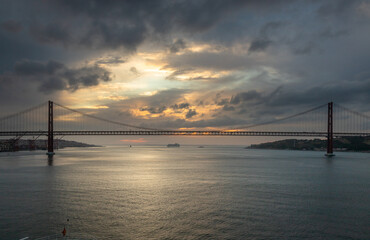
[
  {"left": 249, "top": 136, "right": 370, "bottom": 152},
  {"left": 0, "top": 139, "right": 101, "bottom": 152}
]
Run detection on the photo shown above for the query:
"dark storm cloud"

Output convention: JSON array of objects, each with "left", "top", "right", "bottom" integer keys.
[
  {"left": 292, "top": 42, "right": 317, "bottom": 55},
  {"left": 0, "top": 73, "right": 51, "bottom": 113},
  {"left": 169, "top": 39, "right": 187, "bottom": 53},
  {"left": 0, "top": 0, "right": 297, "bottom": 52},
  {"left": 14, "top": 60, "right": 64, "bottom": 75},
  {"left": 222, "top": 105, "right": 235, "bottom": 111},
  {"left": 23, "top": 0, "right": 252, "bottom": 51},
  {"left": 5, "top": 59, "right": 112, "bottom": 93},
  {"left": 185, "top": 109, "right": 197, "bottom": 119},
  {"left": 29, "top": 23, "right": 71, "bottom": 45},
  {"left": 216, "top": 98, "right": 229, "bottom": 106},
  {"left": 212, "top": 77, "right": 370, "bottom": 124},
  {"left": 248, "top": 39, "right": 271, "bottom": 52},
  {"left": 267, "top": 80, "right": 370, "bottom": 108},
  {"left": 62, "top": 65, "right": 111, "bottom": 90},
  {"left": 171, "top": 103, "right": 190, "bottom": 110},
  {"left": 140, "top": 106, "right": 167, "bottom": 114},
  {"left": 247, "top": 21, "right": 284, "bottom": 53},
  {"left": 319, "top": 28, "right": 349, "bottom": 39},
  {"left": 317, "top": 0, "right": 360, "bottom": 18},
  {"left": 230, "top": 90, "right": 261, "bottom": 104},
  {"left": 1, "top": 0, "right": 370, "bottom": 127},
  {"left": 1, "top": 20, "right": 22, "bottom": 33}
]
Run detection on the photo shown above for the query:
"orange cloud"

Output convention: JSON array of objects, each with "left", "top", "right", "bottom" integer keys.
[{"left": 120, "top": 138, "right": 147, "bottom": 143}]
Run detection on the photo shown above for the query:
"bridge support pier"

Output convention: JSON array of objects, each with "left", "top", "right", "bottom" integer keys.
[
  {"left": 325, "top": 102, "right": 335, "bottom": 157},
  {"left": 47, "top": 100, "right": 55, "bottom": 156}
]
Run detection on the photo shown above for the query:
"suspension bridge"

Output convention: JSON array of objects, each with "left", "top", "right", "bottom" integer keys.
[{"left": 0, "top": 101, "right": 369, "bottom": 156}]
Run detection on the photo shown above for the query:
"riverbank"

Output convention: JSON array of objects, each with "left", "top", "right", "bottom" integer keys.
[
  {"left": 0, "top": 139, "right": 101, "bottom": 152},
  {"left": 248, "top": 136, "right": 370, "bottom": 152}
]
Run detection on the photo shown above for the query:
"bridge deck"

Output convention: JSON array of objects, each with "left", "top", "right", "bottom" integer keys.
[{"left": 0, "top": 131, "right": 369, "bottom": 137}]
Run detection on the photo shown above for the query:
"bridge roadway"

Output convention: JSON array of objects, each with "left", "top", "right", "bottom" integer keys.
[{"left": 0, "top": 131, "right": 369, "bottom": 137}]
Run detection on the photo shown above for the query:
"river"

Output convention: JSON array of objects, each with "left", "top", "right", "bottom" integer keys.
[{"left": 0, "top": 146, "right": 369, "bottom": 239}]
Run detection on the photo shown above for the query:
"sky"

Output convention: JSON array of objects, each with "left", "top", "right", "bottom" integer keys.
[{"left": 0, "top": 0, "right": 370, "bottom": 145}]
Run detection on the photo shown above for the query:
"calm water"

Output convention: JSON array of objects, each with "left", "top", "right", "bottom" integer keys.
[{"left": 0, "top": 146, "right": 369, "bottom": 239}]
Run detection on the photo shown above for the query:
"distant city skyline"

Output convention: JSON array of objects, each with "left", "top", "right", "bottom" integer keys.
[{"left": 1, "top": 0, "right": 370, "bottom": 145}]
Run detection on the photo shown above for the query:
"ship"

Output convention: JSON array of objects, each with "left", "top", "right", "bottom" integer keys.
[{"left": 167, "top": 143, "right": 180, "bottom": 147}]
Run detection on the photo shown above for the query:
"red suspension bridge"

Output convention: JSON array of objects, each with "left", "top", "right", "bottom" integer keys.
[{"left": 0, "top": 101, "right": 369, "bottom": 156}]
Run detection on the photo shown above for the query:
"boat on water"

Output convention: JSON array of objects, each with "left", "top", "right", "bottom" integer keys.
[
  {"left": 19, "top": 224, "right": 96, "bottom": 240},
  {"left": 20, "top": 234, "right": 97, "bottom": 240},
  {"left": 167, "top": 143, "right": 180, "bottom": 147}
]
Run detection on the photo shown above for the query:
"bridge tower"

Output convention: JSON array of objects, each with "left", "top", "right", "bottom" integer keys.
[
  {"left": 47, "top": 100, "right": 55, "bottom": 156},
  {"left": 325, "top": 102, "right": 334, "bottom": 157}
]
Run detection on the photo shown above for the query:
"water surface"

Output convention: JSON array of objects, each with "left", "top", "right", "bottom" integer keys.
[{"left": 0, "top": 146, "right": 369, "bottom": 239}]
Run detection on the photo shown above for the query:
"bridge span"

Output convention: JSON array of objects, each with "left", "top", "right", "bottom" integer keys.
[
  {"left": 0, "top": 130, "right": 369, "bottom": 137},
  {"left": 1, "top": 101, "right": 369, "bottom": 156}
]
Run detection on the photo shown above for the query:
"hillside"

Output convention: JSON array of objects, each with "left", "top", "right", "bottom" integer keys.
[
  {"left": 249, "top": 136, "right": 370, "bottom": 152},
  {"left": 0, "top": 139, "right": 101, "bottom": 152}
]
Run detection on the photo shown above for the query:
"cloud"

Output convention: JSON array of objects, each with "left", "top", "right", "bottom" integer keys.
[
  {"left": 169, "top": 39, "right": 187, "bottom": 53},
  {"left": 216, "top": 98, "right": 229, "bottom": 106},
  {"left": 319, "top": 28, "right": 349, "bottom": 39},
  {"left": 140, "top": 106, "right": 167, "bottom": 114},
  {"left": 21, "top": 0, "right": 251, "bottom": 51},
  {"left": 222, "top": 105, "right": 235, "bottom": 111},
  {"left": 171, "top": 102, "right": 190, "bottom": 109},
  {"left": 267, "top": 81, "right": 370, "bottom": 108},
  {"left": 230, "top": 90, "right": 261, "bottom": 104},
  {"left": 130, "top": 67, "right": 139, "bottom": 75},
  {"left": 5, "top": 59, "right": 112, "bottom": 93},
  {"left": 164, "top": 51, "right": 258, "bottom": 71},
  {"left": 185, "top": 109, "right": 197, "bottom": 119},
  {"left": 95, "top": 56, "right": 126, "bottom": 65},
  {"left": 317, "top": 0, "right": 359, "bottom": 18},
  {"left": 138, "top": 88, "right": 189, "bottom": 106},
  {"left": 248, "top": 39, "right": 271, "bottom": 52},
  {"left": 29, "top": 23, "right": 71, "bottom": 46},
  {"left": 1, "top": 0, "right": 370, "bottom": 131},
  {"left": 14, "top": 60, "right": 64, "bottom": 75},
  {"left": 292, "top": 41, "right": 316, "bottom": 55},
  {"left": 1, "top": 20, "right": 22, "bottom": 33},
  {"left": 247, "top": 21, "right": 284, "bottom": 53},
  {"left": 0, "top": 0, "right": 297, "bottom": 53},
  {"left": 128, "top": 89, "right": 190, "bottom": 115}
]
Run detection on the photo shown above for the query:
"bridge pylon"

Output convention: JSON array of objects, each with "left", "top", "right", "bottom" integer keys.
[
  {"left": 47, "top": 100, "right": 55, "bottom": 156},
  {"left": 325, "top": 102, "right": 335, "bottom": 157}
]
